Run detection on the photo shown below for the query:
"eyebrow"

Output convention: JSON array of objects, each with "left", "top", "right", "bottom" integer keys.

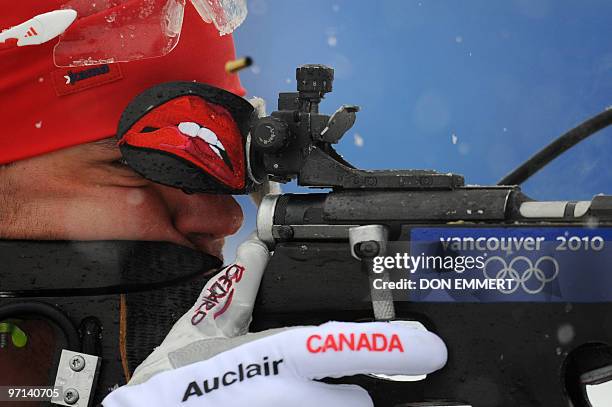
[
  {"left": 93, "top": 137, "right": 120, "bottom": 150},
  {"left": 88, "top": 137, "right": 124, "bottom": 162}
]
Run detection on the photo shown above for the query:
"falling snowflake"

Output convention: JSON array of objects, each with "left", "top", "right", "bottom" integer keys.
[
  {"left": 327, "top": 35, "right": 337, "bottom": 47},
  {"left": 126, "top": 189, "right": 145, "bottom": 206},
  {"left": 38, "top": 77, "right": 44, "bottom": 83},
  {"left": 451, "top": 133, "right": 458, "bottom": 144},
  {"left": 557, "top": 323, "right": 575, "bottom": 345},
  {"left": 250, "top": 65, "right": 261, "bottom": 75},
  {"left": 35, "top": 121, "right": 42, "bottom": 129},
  {"left": 354, "top": 133, "right": 364, "bottom": 147},
  {"left": 586, "top": 217, "right": 599, "bottom": 229},
  {"left": 455, "top": 36, "right": 463, "bottom": 43}
]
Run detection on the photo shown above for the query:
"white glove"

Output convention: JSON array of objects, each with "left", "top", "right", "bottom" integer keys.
[{"left": 102, "top": 235, "right": 448, "bottom": 406}]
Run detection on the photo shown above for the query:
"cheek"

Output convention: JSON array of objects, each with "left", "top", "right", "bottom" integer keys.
[{"left": 56, "top": 186, "right": 185, "bottom": 242}]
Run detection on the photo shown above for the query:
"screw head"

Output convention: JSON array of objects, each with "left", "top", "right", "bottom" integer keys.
[
  {"left": 277, "top": 225, "right": 294, "bottom": 239},
  {"left": 356, "top": 241, "right": 380, "bottom": 257},
  {"left": 64, "top": 388, "right": 79, "bottom": 405},
  {"left": 69, "top": 355, "right": 85, "bottom": 372}
]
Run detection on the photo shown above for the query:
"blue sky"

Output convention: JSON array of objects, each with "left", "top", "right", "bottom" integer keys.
[{"left": 225, "top": 0, "right": 612, "bottom": 258}]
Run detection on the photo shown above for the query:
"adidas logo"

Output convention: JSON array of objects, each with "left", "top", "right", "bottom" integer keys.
[{"left": 24, "top": 26, "right": 38, "bottom": 37}]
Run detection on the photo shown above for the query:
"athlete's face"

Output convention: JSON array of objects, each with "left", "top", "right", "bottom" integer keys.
[{"left": 0, "top": 138, "right": 243, "bottom": 260}]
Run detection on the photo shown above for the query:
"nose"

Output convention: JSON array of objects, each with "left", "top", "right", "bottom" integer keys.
[{"left": 153, "top": 183, "right": 243, "bottom": 242}]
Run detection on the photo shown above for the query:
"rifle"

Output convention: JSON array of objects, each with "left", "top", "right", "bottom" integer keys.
[{"left": 247, "top": 64, "right": 612, "bottom": 407}]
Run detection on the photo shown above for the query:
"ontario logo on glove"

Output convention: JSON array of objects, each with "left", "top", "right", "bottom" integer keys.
[{"left": 191, "top": 264, "right": 245, "bottom": 325}]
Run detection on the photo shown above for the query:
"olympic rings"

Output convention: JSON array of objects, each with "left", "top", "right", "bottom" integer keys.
[{"left": 483, "top": 256, "right": 559, "bottom": 294}]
